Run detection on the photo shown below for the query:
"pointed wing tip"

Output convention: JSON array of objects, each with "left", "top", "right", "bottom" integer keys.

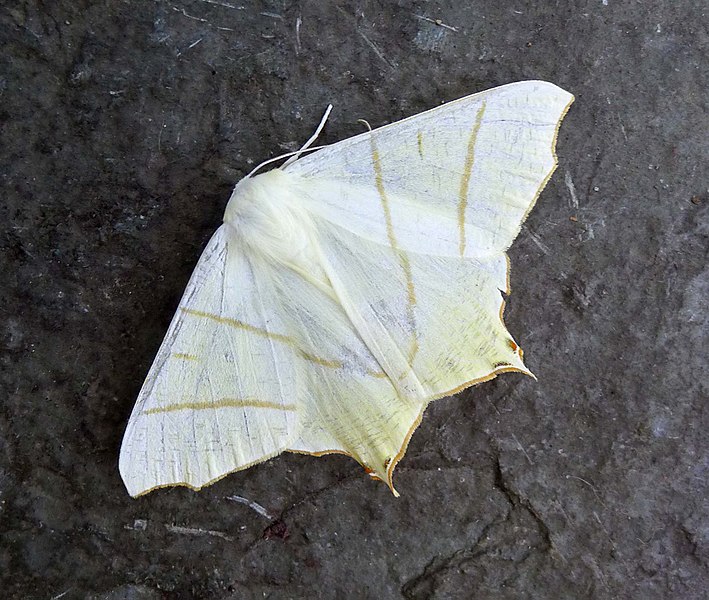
[
  {"left": 501, "top": 79, "right": 574, "bottom": 101},
  {"left": 526, "top": 79, "right": 574, "bottom": 97},
  {"left": 524, "top": 367, "right": 538, "bottom": 382},
  {"left": 385, "top": 474, "right": 401, "bottom": 498}
]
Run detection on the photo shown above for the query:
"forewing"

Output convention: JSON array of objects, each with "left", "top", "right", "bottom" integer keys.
[
  {"left": 281, "top": 81, "right": 572, "bottom": 400},
  {"left": 286, "top": 80, "right": 573, "bottom": 258},
  {"left": 119, "top": 227, "right": 300, "bottom": 496}
]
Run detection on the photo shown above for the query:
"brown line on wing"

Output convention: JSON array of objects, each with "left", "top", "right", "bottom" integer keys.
[
  {"left": 172, "top": 353, "right": 199, "bottom": 361},
  {"left": 297, "top": 351, "right": 343, "bottom": 369},
  {"left": 458, "top": 101, "right": 487, "bottom": 257},
  {"left": 181, "top": 307, "right": 343, "bottom": 369},
  {"left": 143, "top": 398, "right": 298, "bottom": 415},
  {"left": 367, "top": 370, "right": 389, "bottom": 379},
  {"left": 370, "top": 137, "right": 419, "bottom": 365},
  {"left": 181, "top": 308, "right": 294, "bottom": 344}
]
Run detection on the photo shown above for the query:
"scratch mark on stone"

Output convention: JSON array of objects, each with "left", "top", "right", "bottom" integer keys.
[
  {"left": 565, "top": 170, "right": 579, "bottom": 209},
  {"left": 525, "top": 227, "right": 550, "bottom": 255},
  {"left": 198, "top": 0, "right": 244, "bottom": 8},
  {"left": 295, "top": 14, "right": 302, "bottom": 55},
  {"left": 227, "top": 495, "right": 276, "bottom": 520},
  {"left": 171, "top": 6, "right": 208, "bottom": 23},
  {"left": 618, "top": 117, "right": 628, "bottom": 141},
  {"left": 413, "top": 14, "right": 459, "bottom": 32},
  {"left": 565, "top": 474, "right": 606, "bottom": 506},
  {"left": 358, "top": 31, "right": 395, "bottom": 69},
  {"left": 583, "top": 554, "right": 609, "bottom": 588},
  {"left": 165, "top": 523, "right": 234, "bottom": 541},
  {"left": 593, "top": 510, "right": 617, "bottom": 549},
  {"left": 176, "top": 37, "right": 203, "bottom": 58},
  {"left": 170, "top": 5, "right": 235, "bottom": 31},
  {"left": 511, "top": 433, "right": 534, "bottom": 464}
]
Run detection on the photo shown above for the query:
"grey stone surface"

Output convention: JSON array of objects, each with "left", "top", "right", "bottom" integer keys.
[{"left": 2, "top": 1, "right": 707, "bottom": 598}]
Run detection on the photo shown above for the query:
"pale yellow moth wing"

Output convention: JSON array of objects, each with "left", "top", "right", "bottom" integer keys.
[
  {"left": 253, "top": 253, "right": 424, "bottom": 493},
  {"left": 285, "top": 80, "right": 574, "bottom": 258},
  {"left": 122, "top": 80, "right": 574, "bottom": 496},
  {"left": 279, "top": 80, "right": 573, "bottom": 400},
  {"left": 312, "top": 220, "right": 528, "bottom": 400},
  {"left": 119, "top": 227, "right": 300, "bottom": 496}
]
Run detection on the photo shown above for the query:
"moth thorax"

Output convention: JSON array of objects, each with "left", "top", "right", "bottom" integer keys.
[{"left": 224, "top": 169, "right": 320, "bottom": 269}]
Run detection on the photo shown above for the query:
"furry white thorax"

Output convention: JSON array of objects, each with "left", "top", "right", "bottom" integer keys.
[{"left": 224, "top": 169, "right": 325, "bottom": 279}]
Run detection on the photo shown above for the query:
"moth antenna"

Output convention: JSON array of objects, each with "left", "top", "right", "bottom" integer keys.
[
  {"left": 281, "top": 104, "right": 334, "bottom": 169},
  {"left": 357, "top": 118, "right": 372, "bottom": 131},
  {"left": 245, "top": 143, "right": 328, "bottom": 178}
]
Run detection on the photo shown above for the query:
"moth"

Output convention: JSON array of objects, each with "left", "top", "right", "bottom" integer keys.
[{"left": 120, "top": 80, "right": 573, "bottom": 497}]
